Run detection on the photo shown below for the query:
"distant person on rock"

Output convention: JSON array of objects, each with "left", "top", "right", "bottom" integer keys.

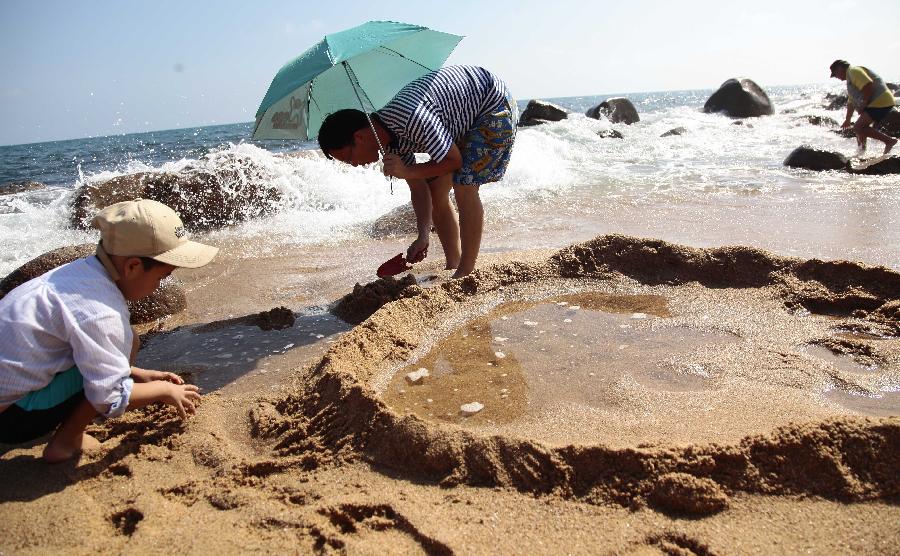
[
  {"left": 0, "top": 199, "right": 218, "bottom": 463},
  {"left": 829, "top": 59, "right": 897, "bottom": 155},
  {"left": 318, "top": 65, "right": 517, "bottom": 279}
]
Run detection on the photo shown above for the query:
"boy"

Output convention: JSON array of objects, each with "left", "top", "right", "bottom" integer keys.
[
  {"left": 829, "top": 59, "right": 897, "bottom": 155},
  {"left": 318, "top": 65, "right": 517, "bottom": 278},
  {"left": 0, "top": 199, "right": 218, "bottom": 462}
]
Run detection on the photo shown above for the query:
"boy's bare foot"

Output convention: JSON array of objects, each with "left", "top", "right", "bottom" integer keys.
[
  {"left": 42, "top": 433, "right": 101, "bottom": 463},
  {"left": 885, "top": 137, "right": 898, "bottom": 155}
]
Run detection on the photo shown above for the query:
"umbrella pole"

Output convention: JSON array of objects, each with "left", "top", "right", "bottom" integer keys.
[{"left": 342, "top": 62, "right": 394, "bottom": 193}]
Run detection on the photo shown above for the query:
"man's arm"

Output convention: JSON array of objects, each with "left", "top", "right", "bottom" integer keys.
[
  {"left": 857, "top": 82, "right": 874, "bottom": 113},
  {"left": 406, "top": 178, "right": 432, "bottom": 262},
  {"left": 383, "top": 144, "right": 463, "bottom": 181}
]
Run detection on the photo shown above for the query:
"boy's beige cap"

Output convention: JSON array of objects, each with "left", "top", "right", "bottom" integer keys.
[{"left": 91, "top": 199, "right": 218, "bottom": 268}]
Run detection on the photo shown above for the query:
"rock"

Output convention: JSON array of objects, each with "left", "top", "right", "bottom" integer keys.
[
  {"left": 784, "top": 146, "right": 849, "bottom": 171},
  {"left": 0, "top": 244, "right": 95, "bottom": 297},
  {"left": 703, "top": 78, "right": 773, "bottom": 118},
  {"left": 0, "top": 180, "right": 45, "bottom": 196},
  {"left": 586, "top": 98, "right": 639, "bottom": 124},
  {"left": 660, "top": 127, "right": 687, "bottom": 137},
  {"left": 0, "top": 243, "right": 187, "bottom": 323},
  {"left": 369, "top": 203, "right": 421, "bottom": 238},
  {"left": 518, "top": 100, "right": 568, "bottom": 127},
  {"left": 70, "top": 152, "right": 282, "bottom": 232},
  {"left": 129, "top": 281, "right": 187, "bottom": 324},
  {"left": 459, "top": 402, "right": 484, "bottom": 416},
  {"left": 798, "top": 115, "right": 839, "bottom": 127},
  {"left": 596, "top": 129, "right": 624, "bottom": 139},
  {"left": 849, "top": 155, "right": 900, "bottom": 175},
  {"left": 405, "top": 368, "right": 430, "bottom": 384}
]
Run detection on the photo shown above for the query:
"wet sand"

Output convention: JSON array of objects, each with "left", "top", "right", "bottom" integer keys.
[{"left": 2, "top": 231, "right": 899, "bottom": 554}]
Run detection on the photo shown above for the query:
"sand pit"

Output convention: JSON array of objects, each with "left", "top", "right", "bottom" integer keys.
[{"left": 254, "top": 235, "right": 900, "bottom": 514}]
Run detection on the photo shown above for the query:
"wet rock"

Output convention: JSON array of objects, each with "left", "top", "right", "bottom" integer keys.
[
  {"left": 784, "top": 146, "right": 849, "bottom": 171},
  {"left": 0, "top": 180, "right": 45, "bottom": 196},
  {"left": 703, "top": 78, "right": 773, "bottom": 118},
  {"left": 877, "top": 109, "right": 900, "bottom": 138},
  {"left": 518, "top": 100, "right": 568, "bottom": 127},
  {"left": 254, "top": 306, "right": 295, "bottom": 331},
  {"left": 798, "top": 115, "right": 839, "bottom": 127},
  {"left": 660, "top": 127, "right": 687, "bottom": 137},
  {"left": 369, "top": 203, "right": 420, "bottom": 238},
  {"left": 129, "top": 281, "right": 187, "bottom": 325},
  {"left": 649, "top": 473, "right": 729, "bottom": 516},
  {"left": 0, "top": 243, "right": 187, "bottom": 323},
  {"left": 596, "top": 129, "right": 624, "bottom": 139},
  {"left": 824, "top": 83, "right": 899, "bottom": 111},
  {"left": 586, "top": 98, "right": 639, "bottom": 124},
  {"left": 849, "top": 155, "right": 900, "bottom": 175},
  {"left": 70, "top": 152, "right": 282, "bottom": 232},
  {"left": 0, "top": 244, "right": 95, "bottom": 298}
]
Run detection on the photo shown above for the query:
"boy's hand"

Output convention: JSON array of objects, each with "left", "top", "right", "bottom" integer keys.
[
  {"left": 164, "top": 383, "right": 202, "bottom": 419},
  {"left": 382, "top": 154, "right": 410, "bottom": 179},
  {"left": 131, "top": 367, "right": 184, "bottom": 384}
]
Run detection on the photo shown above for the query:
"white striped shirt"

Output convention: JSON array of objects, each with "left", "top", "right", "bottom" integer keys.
[
  {"left": 0, "top": 256, "right": 134, "bottom": 417},
  {"left": 377, "top": 65, "right": 509, "bottom": 165}
]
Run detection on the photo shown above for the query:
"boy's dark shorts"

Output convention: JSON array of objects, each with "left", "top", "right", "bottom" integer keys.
[
  {"left": 0, "top": 367, "right": 86, "bottom": 444},
  {"left": 0, "top": 391, "right": 85, "bottom": 443},
  {"left": 863, "top": 106, "right": 894, "bottom": 122}
]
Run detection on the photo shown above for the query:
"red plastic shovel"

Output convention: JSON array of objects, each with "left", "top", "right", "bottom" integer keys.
[{"left": 377, "top": 253, "right": 413, "bottom": 278}]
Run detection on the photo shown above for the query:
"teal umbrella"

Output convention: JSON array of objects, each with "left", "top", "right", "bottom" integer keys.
[{"left": 252, "top": 21, "right": 463, "bottom": 143}]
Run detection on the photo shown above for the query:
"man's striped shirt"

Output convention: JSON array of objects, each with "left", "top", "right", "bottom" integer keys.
[{"left": 376, "top": 65, "right": 509, "bottom": 165}]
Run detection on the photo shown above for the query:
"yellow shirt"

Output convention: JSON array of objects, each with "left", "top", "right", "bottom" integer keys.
[{"left": 847, "top": 66, "right": 894, "bottom": 108}]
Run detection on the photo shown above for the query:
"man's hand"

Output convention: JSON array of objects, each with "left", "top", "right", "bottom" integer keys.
[
  {"left": 841, "top": 119, "right": 853, "bottom": 129},
  {"left": 406, "top": 237, "right": 429, "bottom": 263},
  {"left": 382, "top": 153, "right": 410, "bottom": 179},
  {"left": 131, "top": 367, "right": 184, "bottom": 384}
]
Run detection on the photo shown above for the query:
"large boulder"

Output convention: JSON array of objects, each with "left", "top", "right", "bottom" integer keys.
[
  {"left": 369, "top": 203, "right": 420, "bottom": 238},
  {"left": 586, "top": 98, "right": 639, "bottom": 124},
  {"left": 0, "top": 180, "right": 45, "bottom": 196},
  {"left": 70, "top": 152, "right": 282, "bottom": 232},
  {"left": 518, "top": 100, "right": 568, "bottom": 127},
  {"left": 783, "top": 146, "right": 849, "bottom": 171},
  {"left": 0, "top": 244, "right": 186, "bottom": 324},
  {"left": 703, "top": 78, "right": 773, "bottom": 118}
]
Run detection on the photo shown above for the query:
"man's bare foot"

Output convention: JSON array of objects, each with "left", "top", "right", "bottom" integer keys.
[
  {"left": 885, "top": 137, "right": 898, "bottom": 155},
  {"left": 42, "top": 433, "right": 100, "bottom": 463}
]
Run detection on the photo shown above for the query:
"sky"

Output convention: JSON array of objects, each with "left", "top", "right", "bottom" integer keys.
[{"left": 1, "top": 0, "right": 898, "bottom": 146}]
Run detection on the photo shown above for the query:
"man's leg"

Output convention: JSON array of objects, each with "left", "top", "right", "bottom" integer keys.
[
  {"left": 452, "top": 184, "right": 483, "bottom": 278},
  {"left": 42, "top": 397, "right": 99, "bottom": 463},
  {"left": 853, "top": 112, "right": 897, "bottom": 154},
  {"left": 428, "top": 173, "right": 460, "bottom": 270}
]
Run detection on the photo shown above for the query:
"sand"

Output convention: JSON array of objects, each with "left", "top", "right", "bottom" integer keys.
[{"left": 2, "top": 234, "right": 899, "bottom": 554}]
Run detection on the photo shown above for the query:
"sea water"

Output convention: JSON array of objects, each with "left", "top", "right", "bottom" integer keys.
[{"left": 2, "top": 83, "right": 899, "bottom": 278}]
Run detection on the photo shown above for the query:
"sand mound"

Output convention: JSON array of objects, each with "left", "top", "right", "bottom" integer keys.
[{"left": 248, "top": 235, "right": 899, "bottom": 510}]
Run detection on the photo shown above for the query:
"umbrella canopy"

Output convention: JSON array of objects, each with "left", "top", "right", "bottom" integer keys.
[{"left": 253, "top": 21, "right": 463, "bottom": 141}]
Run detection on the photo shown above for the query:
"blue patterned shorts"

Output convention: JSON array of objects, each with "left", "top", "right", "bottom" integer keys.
[{"left": 455, "top": 94, "right": 518, "bottom": 186}]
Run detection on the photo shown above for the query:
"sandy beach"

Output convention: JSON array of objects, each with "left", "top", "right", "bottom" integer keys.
[{"left": 2, "top": 225, "right": 898, "bottom": 555}]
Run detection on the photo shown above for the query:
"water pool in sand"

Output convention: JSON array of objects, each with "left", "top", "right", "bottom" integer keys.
[
  {"left": 380, "top": 288, "right": 899, "bottom": 447},
  {"left": 383, "top": 293, "right": 743, "bottom": 440}
]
